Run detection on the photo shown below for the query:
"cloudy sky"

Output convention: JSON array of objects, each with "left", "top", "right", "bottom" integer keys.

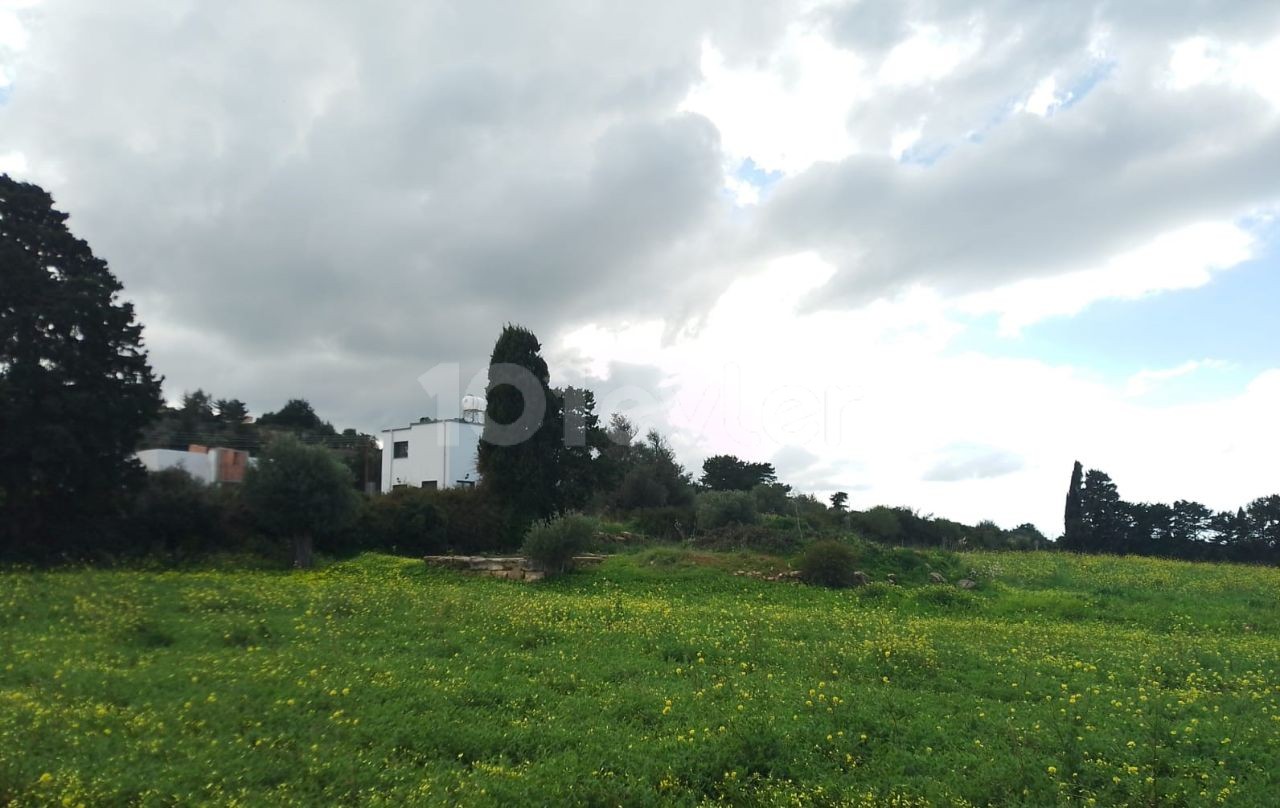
[{"left": 3, "top": 0, "right": 1278, "bottom": 534}]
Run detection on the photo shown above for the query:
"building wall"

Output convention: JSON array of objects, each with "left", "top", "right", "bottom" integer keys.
[
  {"left": 381, "top": 420, "right": 482, "bottom": 492},
  {"left": 135, "top": 448, "right": 255, "bottom": 484},
  {"left": 136, "top": 449, "right": 216, "bottom": 483}
]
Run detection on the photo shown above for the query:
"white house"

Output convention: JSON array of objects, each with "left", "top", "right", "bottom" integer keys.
[
  {"left": 380, "top": 396, "right": 484, "bottom": 492},
  {"left": 135, "top": 446, "right": 253, "bottom": 484}
]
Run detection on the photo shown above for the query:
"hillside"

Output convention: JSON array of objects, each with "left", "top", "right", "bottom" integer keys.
[{"left": 1, "top": 552, "right": 1277, "bottom": 806}]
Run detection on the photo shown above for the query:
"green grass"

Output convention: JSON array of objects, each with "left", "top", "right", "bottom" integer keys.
[{"left": 1, "top": 551, "right": 1278, "bottom": 806}]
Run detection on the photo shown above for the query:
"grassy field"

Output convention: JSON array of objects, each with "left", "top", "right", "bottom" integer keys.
[{"left": 2, "top": 550, "right": 1278, "bottom": 806}]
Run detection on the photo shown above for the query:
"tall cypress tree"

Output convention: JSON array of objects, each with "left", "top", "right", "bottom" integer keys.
[
  {"left": 1, "top": 175, "right": 163, "bottom": 557},
  {"left": 1062, "top": 460, "right": 1085, "bottom": 550},
  {"left": 476, "top": 324, "right": 563, "bottom": 541}
]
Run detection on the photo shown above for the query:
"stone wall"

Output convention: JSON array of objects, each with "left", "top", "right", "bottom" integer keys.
[{"left": 423, "top": 554, "right": 605, "bottom": 582}]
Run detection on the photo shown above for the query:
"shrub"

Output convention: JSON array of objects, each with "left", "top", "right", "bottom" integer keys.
[
  {"left": 362, "top": 488, "right": 447, "bottom": 556},
  {"left": 695, "top": 490, "right": 759, "bottom": 532},
  {"left": 626, "top": 506, "right": 695, "bottom": 540},
  {"left": 522, "top": 514, "right": 594, "bottom": 575},
  {"left": 797, "top": 539, "right": 862, "bottom": 588},
  {"left": 752, "top": 483, "right": 792, "bottom": 516},
  {"left": 691, "top": 524, "right": 802, "bottom": 556},
  {"left": 128, "top": 469, "right": 227, "bottom": 559},
  {"left": 614, "top": 468, "right": 670, "bottom": 510},
  {"left": 428, "top": 486, "right": 512, "bottom": 553}
]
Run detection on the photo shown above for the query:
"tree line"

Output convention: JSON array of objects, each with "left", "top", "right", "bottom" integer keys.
[
  {"left": 3, "top": 173, "right": 1271, "bottom": 567},
  {"left": 1062, "top": 461, "right": 1279, "bottom": 563}
]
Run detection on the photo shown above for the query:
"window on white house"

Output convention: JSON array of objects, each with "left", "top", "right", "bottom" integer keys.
[
  {"left": 393, "top": 441, "right": 408, "bottom": 459},
  {"left": 420, "top": 480, "right": 438, "bottom": 490}
]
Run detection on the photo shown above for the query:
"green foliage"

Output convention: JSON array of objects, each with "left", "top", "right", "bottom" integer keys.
[
  {"left": 361, "top": 488, "right": 447, "bottom": 557},
  {"left": 241, "top": 436, "right": 360, "bottom": 568},
  {"left": 1062, "top": 460, "right": 1085, "bottom": 550},
  {"left": 614, "top": 466, "right": 671, "bottom": 510},
  {"left": 751, "top": 482, "right": 793, "bottom": 515},
  {"left": 127, "top": 469, "right": 227, "bottom": 560},
  {"left": 692, "top": 523, "right": 803, "bottom": 555},
  {"left": 477, "top": 325, "right": 563, "bottom": 536},
  {"left": 422, "top": 486, "right": 511, "bottom": 553},
  {"left": 695, "top": 490, "right": 759, "bottom": 531},
  {"left": 257, "top": 399, "right": 333, "bottom": 433},
  {"left": 796, "top": 539, "right": 862, "bottom": 588},
  {"left": 626, "top": 506, "right": 695, "bottom": 541},
  {"left": 522, "top": 514, "right": 594, "bottom": 574},
  {"left": 0, "top": 175, "right": 163, "bottom": 558},
  {"left": 829, "top": 491, "right": 849, "bottom": 512},
  {"left": 700, "top": 454, "right": 777, "bottom": 491}
]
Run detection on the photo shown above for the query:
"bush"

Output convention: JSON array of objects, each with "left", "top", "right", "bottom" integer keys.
[
  {"left": 428, "top": 487, "right": 512, "bottom": 553},
  {"left": 695, "top": 490, "right": 759, "bottom": 532},
  {"left": 128, "top": 469, "right": 227, "bottom": 559},
  {"left": 613, "top": 468, "right": 670, "bottom": 510},
  {"left": 752, "top": 483, "right": 792, "bottom": 516},
  {"left": 797, "top": 539, "right": 862, "bottom": 588},
  {"left": 522, "top": 514, "right": 594, "bottom": 575},
  {"left": 362, "top": 488, "right": 447, "bottom": 556},
  {"left": 626, "top": 506, "right": 695, "bottom": 541},
  {"left": 691, "top": 524, "right": 802, "bottom": 555}
]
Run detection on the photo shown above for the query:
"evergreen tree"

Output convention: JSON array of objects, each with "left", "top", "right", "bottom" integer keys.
[
  {"left": 0, "top": 175, "right": 163, "bottom": 556},
  {"left": 477, "top": 325, "right": 563, "bottom": 535},
  {"left": 1079, "top": 469, "right": 1127, "bottom": 553},
  {"left": 557, "top": 385, "right": 603, "bottom": 510},
  {"left": 700, "top": 454, "right": 777, "bottom": 491},
  {"left": 214, "top": 398, "right": 249, "bottom": 424},
  {"left": 829, "top": 491, "right": 849, "bottom": 512},
  {"left": 1062, "top": 460, "right": 1085, "bottom": 550},
  {"left": 258, "top": 398, "right": 333, "bottom": 434}
]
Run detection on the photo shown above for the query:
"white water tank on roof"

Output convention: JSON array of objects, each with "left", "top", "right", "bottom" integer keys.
[{"left": 461, "top": 394, "right": 486, "bottom": 423}]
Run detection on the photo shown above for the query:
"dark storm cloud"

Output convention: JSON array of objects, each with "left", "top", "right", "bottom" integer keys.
[{"left": 0, "top": 0, "right": 796, "bottom": 426}]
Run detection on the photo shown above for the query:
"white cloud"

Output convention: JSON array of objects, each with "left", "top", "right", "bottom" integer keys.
[
  {"left": 1124, "top": 359, "right": 1227, "bottom": 398},
  {"left": 1021, "top": 75, "right": 1062, "bottom": 117},
  {"left": 1167, "top": 34, "right": 1280, "bottom": 107},
  {"left": 559, "top": 253, "right": 1280, "bottom": 534},
  {"left": 0, "top": 149, "right": 26, "bottom": 174},
  {"left": 957, "top": 221, "right": 1257, "bottom": 335},
  {"left": 877, "top": 24, "right": 980, "bottom": 87},
  {"left": 682, "top": 27, "right": 869, "bottom": 176},
  {"left": 0, "top": 9, "right": 29, "bottom": 52}
]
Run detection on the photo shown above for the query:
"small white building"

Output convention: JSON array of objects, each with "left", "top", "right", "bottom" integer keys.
[
  {"left": 135, "top": 446, "right": 253, "bottom": 484},
  {"left": 380, "top": 396, "right": 485, "bottom": 492}
]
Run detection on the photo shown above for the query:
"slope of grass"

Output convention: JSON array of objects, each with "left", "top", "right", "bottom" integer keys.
[{"left": 1, "top": 552, "right": 1277, "bottom": 806}]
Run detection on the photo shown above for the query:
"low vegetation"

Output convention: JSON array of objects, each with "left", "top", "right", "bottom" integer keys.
[{"left": 2, "top": 551, "right": 1277, "bottom": 805}]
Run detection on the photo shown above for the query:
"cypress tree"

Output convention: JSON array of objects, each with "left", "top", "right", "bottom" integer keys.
[
  {"left": 1062, "top": 460, "right": 1085, "bottom": 550},
  {"left": 477, "top": 325, "right": 563, "bottom": 542}
]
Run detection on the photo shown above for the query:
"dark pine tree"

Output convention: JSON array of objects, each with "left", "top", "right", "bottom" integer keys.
[
  {"left": 1062, "top": 460, "right": 1085, "bottom": 550},
  {"left": 477, "top": 325, "right": 564, "bottom": 541},
  {"left": 1079, "top": 469, "right": 1127, "bottom": 553},
  {"left": 701, "top": 454, "right": 777, "bottom": 491},
  {"left": 0, "top": 175, "right": 163, "bottom": 557}
]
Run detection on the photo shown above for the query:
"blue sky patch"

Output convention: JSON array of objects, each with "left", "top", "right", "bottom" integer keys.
[{"left": 950, "top": 249, "right": 1280, "bottom": 401}]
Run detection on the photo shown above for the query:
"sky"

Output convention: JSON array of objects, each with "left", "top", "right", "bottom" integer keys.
[{"left": 2, "top": 0, "right": 1278, "bottom": 535}]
